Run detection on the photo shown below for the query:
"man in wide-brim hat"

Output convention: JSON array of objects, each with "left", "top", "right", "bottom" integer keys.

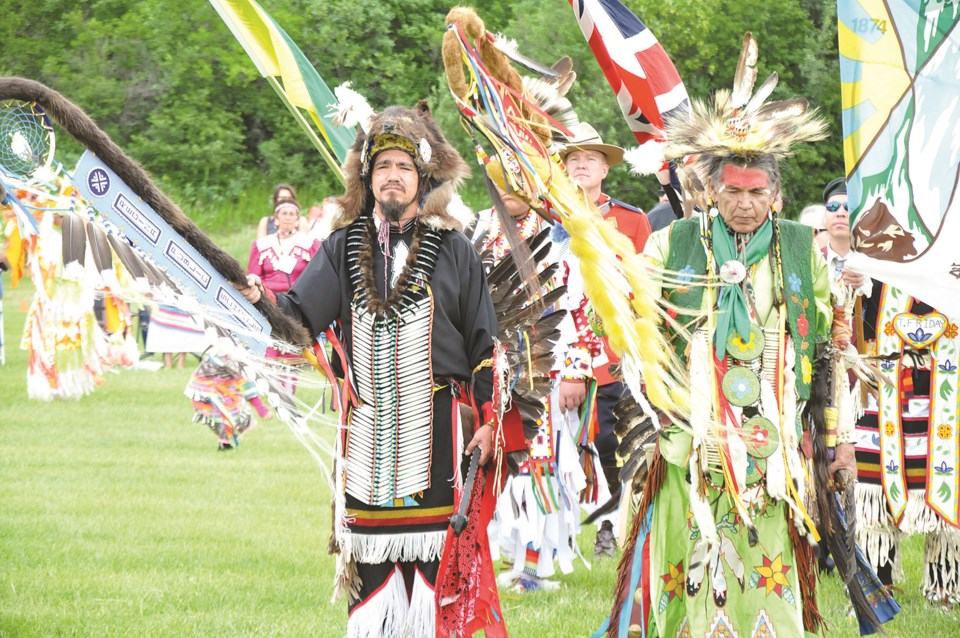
[{"left": 557, "top": 121, "right": 652, "bottom": 559}]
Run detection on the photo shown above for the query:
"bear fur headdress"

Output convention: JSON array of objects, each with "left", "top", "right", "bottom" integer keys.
[{"left": 327, "top": 100, "right": 471, "bottom": 232}]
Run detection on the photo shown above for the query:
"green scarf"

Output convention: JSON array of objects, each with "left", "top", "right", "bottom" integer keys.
[{"left": 712, "top": 215, "right": 772, "bottom": 359}]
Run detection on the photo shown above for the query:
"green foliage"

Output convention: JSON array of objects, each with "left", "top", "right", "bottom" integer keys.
[{"left": 0, "top": 0, "right": 844, "bottom": 226}]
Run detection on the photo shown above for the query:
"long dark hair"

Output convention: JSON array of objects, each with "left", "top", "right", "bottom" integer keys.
[{"left": 272, "top": 183, "right": 298, "bottom": 206}]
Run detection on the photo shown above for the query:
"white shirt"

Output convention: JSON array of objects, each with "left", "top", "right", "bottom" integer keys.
[{"left": 825, "top": 242, "right": 872, "bottom": 298}]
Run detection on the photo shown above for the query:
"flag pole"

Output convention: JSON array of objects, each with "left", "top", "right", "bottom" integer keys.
[{"left": 266, "top": 76, "right": 346, "bottom": 186}]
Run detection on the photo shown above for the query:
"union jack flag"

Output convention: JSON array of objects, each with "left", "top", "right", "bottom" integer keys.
[{"left": 570, "top": 0, "right": 688, "bottom": 146}]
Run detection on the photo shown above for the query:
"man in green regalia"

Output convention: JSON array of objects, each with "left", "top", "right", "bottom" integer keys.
[{"left": 598, "top": 35, "right": 872, "bottom": 638}]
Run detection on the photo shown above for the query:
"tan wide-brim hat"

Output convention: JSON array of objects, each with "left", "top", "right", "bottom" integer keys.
[{"left": 559, "top": 123, "right": 625, "bottom": 166}]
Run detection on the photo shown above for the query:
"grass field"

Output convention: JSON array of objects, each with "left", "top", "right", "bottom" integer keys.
[{"left": 2, "top": 263, "right": 960, "bottom": 636}]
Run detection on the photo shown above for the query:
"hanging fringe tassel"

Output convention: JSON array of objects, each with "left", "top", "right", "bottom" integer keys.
[
  {"left": 902, "top": 490, "right": 945, "bottom": 535},
  {"left": 854, "top": 484, "right": 903, "bottom": 581},
  {"left": 346, "top": 567, "right": 410, "bottom": 638},
  {"left": 788, "top": 514, "right": 825, "bottom": 634},
  {"left": 923, "top": 525, "right": 960, "bottom": 605},
  {"left": 687, "top": 332, "right": 719, "bottom": 545},
  {"left": 338, "top": 530, "right": 447, "bottom": 566},
  {"left": 407, "top": 570, "right": 437, "bottom": 638},
  {"left": 608, "top": 452, "right": 663, "bottom": 638}
]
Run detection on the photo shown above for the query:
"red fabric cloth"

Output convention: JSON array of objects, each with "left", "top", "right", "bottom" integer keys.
[
  {"left": 435, "top": 465, "right": 507, "bottom": 638},
  {"left": 499, "top": 405, "right": 527, "bottom": 454}
]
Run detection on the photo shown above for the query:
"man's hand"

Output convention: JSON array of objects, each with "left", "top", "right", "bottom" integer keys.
[
  {"left": 558, "top": 379, "right": 587, "bottom": 412},
  {"left": 236, "top": 274, "right": 263, "bottom": 304},
  {"left": 841, "top": 267, "right": 866, "bottom": 291},
  {"left": 465, "top": 423, "right": 494, "bottom": 465},
  {"left": 828, "top": 442, "right": 858, "bottom": 487}
]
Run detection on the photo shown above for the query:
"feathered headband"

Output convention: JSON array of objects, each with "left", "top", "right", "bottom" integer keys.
[{"left": 663, "top": 33, "right": 828, "bottom": 166}]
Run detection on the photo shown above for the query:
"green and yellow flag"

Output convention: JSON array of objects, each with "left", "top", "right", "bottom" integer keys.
[{"left": 209, "top": 0, "right": 354, "bottom": 183}]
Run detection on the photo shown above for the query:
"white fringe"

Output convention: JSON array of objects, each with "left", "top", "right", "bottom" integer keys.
[
  {"left": 340, "top": 531, "right": 447, "bottom": 566},
  {"left": 851, "top": 379, "right": 866, "bottom": 422},
  {"left": 761, "top": 378, "right": 787, "bottom": 501},
  {"left": 923, "top": 525, "right": 960, "bottom": 604},
  {"left": 346, "top": 567, "right": 409, "bottom": 638},
  {"left": 689, "top": 447, "right": 718, "bottom": 546},
  {"left": 855, "top": 486, "right": 960, "bottom": 603},
  {"left": 406, "top": 569, "right": 437, "bottom": 638},
  {"left": 901, "top": 490, "right": 944, "bottom": 536},
  {"left": 855, "top": 483, "right": 903, "bottom": 581},
  {"left": 855, "top": 483, "right": 890, "bottom": 529},
  {"left": 780, "top": 344, "right": 808, "bottom": 533}
]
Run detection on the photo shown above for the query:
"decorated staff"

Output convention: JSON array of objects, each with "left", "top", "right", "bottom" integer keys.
[{"left": 441, "top": 6, "right": 689, "bottom": 449}]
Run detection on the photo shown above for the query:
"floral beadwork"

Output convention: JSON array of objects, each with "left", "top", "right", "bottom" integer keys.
[
  {"left": 749, "top": 553, "right": 794, "bottom": 600},
  {"left": 677, "top": 265, "right": 696, "bottom": 284},
  {"left": 787, "top": 272, "right": 802, "bottom": 293}
]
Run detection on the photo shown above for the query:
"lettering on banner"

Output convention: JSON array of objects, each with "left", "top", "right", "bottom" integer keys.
[
  {"left": 216, "top": 287, "right": 263, "bottom": 333},
  {"left": 165, "top": 240, "right": 212, "bottom": 290},
  {"left": 113, "top": 193, "right": 161, "bottom": 244}
]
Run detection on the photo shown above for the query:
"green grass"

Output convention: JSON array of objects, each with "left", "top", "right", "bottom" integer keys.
[{"left": 2, "top": 259, "right": 960, "bottom": 636}]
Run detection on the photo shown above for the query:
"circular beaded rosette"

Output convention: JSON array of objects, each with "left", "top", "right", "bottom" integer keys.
[{"left": 721, "top": 366, "right": 761, "bottom": 407}]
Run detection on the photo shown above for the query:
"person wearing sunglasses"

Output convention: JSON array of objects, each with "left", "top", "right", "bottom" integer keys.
[{"left": 822, "top": 177, "right": 872, "bottom": 298}]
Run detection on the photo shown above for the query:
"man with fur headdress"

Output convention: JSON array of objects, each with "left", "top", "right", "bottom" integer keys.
[{"left": 239, "top": 102, "right": 504, "bottom": 637}]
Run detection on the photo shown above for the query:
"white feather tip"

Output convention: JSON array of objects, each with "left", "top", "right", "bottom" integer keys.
[
  {"left": 330, "top": 82, "right": 374, "bottom": 133},
  {"left": 624, "top": 142, "right": 666, "bottom": 176}
]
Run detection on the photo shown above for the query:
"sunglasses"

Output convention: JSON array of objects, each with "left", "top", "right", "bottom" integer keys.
[{"left": 825, "top": 201, "right": 849, "bottom": 212}]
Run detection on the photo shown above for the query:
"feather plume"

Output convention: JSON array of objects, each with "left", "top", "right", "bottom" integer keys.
[
  {"left": 0, "top": 76, "right": 310, "bottom": 346},
  {"left": 623, "top": 142, "right": 666, "bottom": 176},
  {"left": 744, "top": 72, "right": 778, "bottom": 114},
  {"left": 105, "top": 234, "right": 144, "bottom": 281},
  {"left": 60, "top": 213, "right": 86, "bottom": 268},
  {"left": 522, "top": 75, "right": 579, "bottom": 145},
  {"left": 730, "top": 33, "right": 758, "bottom": 108},
  {"left": 85, "top": 222, "right": 113, "bottom": 275},
  {"left": 492, "top": 34, "right": 560, "bottom": 78},
  {"left": 330, "top": 81, "right": 374, "bottom": 134},
  {"left": 550, "top": 56, "right": 576, "bottom": 97}
]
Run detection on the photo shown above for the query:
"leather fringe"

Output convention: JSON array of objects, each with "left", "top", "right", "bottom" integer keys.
[
  {"left": 788, "top": 514, "right": 825, "bottom": 634},
  {"left": 607, "top": 448, "right": 665, "bottom": 638}
]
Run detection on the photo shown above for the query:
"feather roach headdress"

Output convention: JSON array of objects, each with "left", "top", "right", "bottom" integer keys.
[
  {"left": 328, "top": 101, "right": 471, "bottom": 232},
  {"left": 663, "top": 33, "right": 828, "bottom": 200}
]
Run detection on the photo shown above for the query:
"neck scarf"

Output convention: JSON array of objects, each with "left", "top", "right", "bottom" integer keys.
[{"left": 712, "top": 214, "right": 772, "bottom": 359}]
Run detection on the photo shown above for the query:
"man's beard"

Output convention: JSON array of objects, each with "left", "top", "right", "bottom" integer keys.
[{"left": 379, "top": 197, "right": 410, "bottom": 223}]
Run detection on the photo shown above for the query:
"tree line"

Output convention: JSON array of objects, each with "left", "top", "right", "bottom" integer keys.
[{"left": 0, "top": 0, "right": 842, "bottom": 226}]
